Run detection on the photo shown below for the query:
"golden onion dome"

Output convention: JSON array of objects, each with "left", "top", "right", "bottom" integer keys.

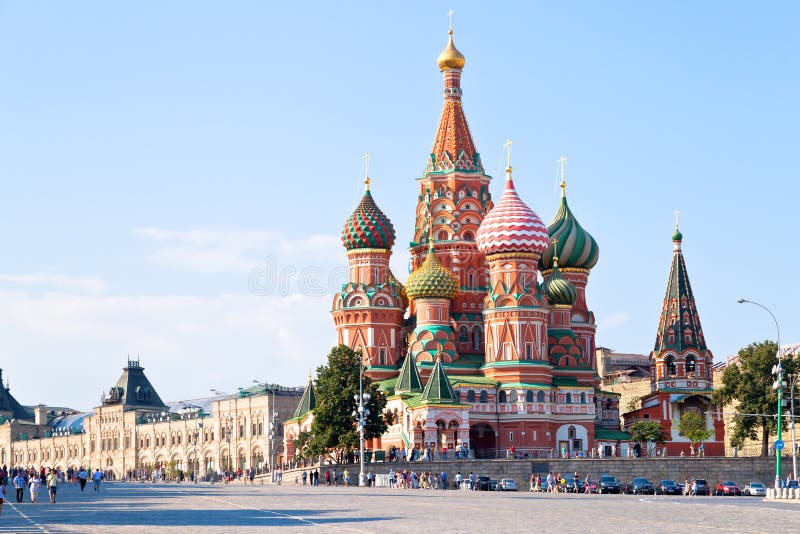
[
  {"left": 437, "top": 31, "right": 465, "bottom": 71},
  {"left": 406, "top": 244, "right": 459, "bottom": 300}
]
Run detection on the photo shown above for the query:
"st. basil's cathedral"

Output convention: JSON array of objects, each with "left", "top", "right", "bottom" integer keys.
[{"left": 285, "top": 26, "right": 724, "bottom": 460}]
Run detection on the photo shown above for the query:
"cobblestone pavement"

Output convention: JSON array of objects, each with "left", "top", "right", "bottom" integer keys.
[{"left": 1, "top": 482, "right": 799, "bottom": 533}]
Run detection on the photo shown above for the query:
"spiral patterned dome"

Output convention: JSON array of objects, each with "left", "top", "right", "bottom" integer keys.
[
  {"left": 539, "top": 193, "right": 599, "bottom": 271},
  {"left": 542, "top": 258, "right": 577, "bottom": 306},
  {"left": 405, "top": 245, "right": 459, "bottom": 300},
  {"left": 476, "top": 173, "right": 550, "bottom": 256},
  {"left": 341, "top": 188, "right": 396, "bottom": 251}
]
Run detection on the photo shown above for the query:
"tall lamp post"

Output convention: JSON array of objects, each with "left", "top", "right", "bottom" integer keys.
[
  {"left": 254, "top": 380, "right": 280, "bottom": 482},
  {"left": 789, "top": 368, "right": 799, "bottom": 481},
  {"left": 352, "top": 353, "right": 370, "bottom": 487},
  {"left": 737, "top": 298, "right": 784, "bottom": 489}
]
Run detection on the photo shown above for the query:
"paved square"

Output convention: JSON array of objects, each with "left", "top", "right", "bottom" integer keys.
[{"left": 1, "top": 482, "right": 799, "bottom": 533}]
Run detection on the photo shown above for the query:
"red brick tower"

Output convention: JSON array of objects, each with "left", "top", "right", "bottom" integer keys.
[
  {"left": 408, "top": 28, "right": 494, "bottom": 363},
  {"left": 332, "top": 174, "right": 407, "bottom": 380}
]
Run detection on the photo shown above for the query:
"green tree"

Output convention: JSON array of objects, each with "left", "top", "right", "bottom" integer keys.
[
  {"left": 713, "top": 340, "right": 798, "bottom": 456},
  {"left": 306, "top": 345, "right": 388, "bottom": 463},
  {"left": 626, "top": 420, "right": 668, "bottom": 456},
  {"left": 677, "top": 410, "right": 714, "bottom": 446}
]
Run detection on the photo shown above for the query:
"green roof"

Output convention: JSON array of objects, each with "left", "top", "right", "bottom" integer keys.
[
  {"left": 292, "top": 379, "right": 316, "bottom": 418},
  {"left": 420, "top": 358, "right": 458, "bottom": 405},
  {"left": 595, "top": 427, "right": 630, "bottom": 440},
  {"left": 551, "top": 376, "right": 580, "bottom": 386},
  {"left": 395, "top": 356, "right": 423, "bottom": 394}
]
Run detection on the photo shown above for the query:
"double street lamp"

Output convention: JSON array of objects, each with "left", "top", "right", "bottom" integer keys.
[
  {"left": 352, "top": 355, "right": 370, "bottom": 487},
  {"left": 254, "top": 380, "right": 280, "bottom": 483},
  {"left": 737, "top": 298, "right": 788, "bottom": 489}
]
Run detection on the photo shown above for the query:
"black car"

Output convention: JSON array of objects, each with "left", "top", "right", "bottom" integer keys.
[
  {"left": 693, "top": 479, "right": 710, "bottom": 496},
  {"left": 657, "top": 480, "right": 681, "bottom": 495},
  {"left": 624, "top": 478, "right": 654, "bottom": 495},
  {"left": 476, "top": 476, "right": 492, "bottom": 491},
  {"left": 599, "top": 475, "right": 621, "bottom": 494}
]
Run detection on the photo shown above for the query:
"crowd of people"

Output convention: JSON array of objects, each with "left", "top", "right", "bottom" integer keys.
[{"left": 0, "top": 465, "right": 107, "bottom": 514}]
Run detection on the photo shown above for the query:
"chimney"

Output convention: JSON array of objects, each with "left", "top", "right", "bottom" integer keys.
[{"left": 34, "top": 404, "right": 48, "bottom": 426}]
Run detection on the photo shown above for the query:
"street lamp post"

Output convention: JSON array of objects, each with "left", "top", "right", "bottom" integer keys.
[
  {"left": 352, "top": 354, "right": 370, "bottom": 487},
  {"left": 737, "top": 298, "right": 784, "bottom": 489},
  {"left": 790, "top": 370, "right": 799, "bottom": 481},
  {"left": 254, "top": 380, "right": 280, "bottom": 483}
]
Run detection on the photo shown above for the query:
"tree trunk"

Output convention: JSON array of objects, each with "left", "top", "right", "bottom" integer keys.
[{"left": 761, "top": 424, "right": 770, "bottom": 457}]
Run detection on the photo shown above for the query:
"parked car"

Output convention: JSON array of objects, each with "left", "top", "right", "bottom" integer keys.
[
  {"left": 743, "top": 482, "right": 767, "bottom": 496},
  {"left": 693, "top": 479, "right": 710, "bottom": 496},
  {"left": 563, "top": 473, "right": 584, "bottom": 493},
  {"left": 476, "top": 476, "right": 492, "bottom": 491},
  {"left": 599, "top": 475, "right": 621, "bottom": 494},
  {"left": 714, "top": 481, "right": 741, "bottom": 496},
  {"left": 624, "top": 478, "right": 655, "bottom": 495},
  {"left": 657, "top": 480, "right": 681, "bottom": 495},
  {"left": 497, "top": 478, "right": 518, "bottom": 491}
]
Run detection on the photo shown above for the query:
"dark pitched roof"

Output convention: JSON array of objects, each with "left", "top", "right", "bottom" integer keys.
[
  {"left": 102, "top": 359, "right": 166, "bottom": 410},
  {"left": 293, "top": 378, "right": 316, "bottom": 418},
  {"left": 0, "top": 369, "right": 34, "bottom": 421},
  {"left": 394, "top": 355, "right": 423, "bottom": 394}
]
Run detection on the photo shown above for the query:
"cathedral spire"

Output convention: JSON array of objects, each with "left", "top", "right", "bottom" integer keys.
[
  {"left": 427, "top": 13, "right": 482, "bottom": 174},
  {"left": 653, "top": 223, "right": 707, "bottom": 353}
]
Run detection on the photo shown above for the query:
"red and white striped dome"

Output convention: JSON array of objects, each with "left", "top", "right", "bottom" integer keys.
[{"left": 476, "top": 173, "right": 549, "bottom": 256}]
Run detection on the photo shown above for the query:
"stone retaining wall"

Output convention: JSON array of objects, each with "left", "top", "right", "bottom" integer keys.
[{"left": 281, "top": 457, "right": 777, "bottom": 488}]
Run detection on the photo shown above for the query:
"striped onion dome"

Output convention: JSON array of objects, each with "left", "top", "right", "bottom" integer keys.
[
  {"left": 542, "top": 257, "right": 577, "bottom": 306},
  {"left": 341, "top": 186, "right": 396, "bottom": 251},
  {"left": 539, "top": 190, "right": 599, "bottom": 271},
  {"left": 405, "top": 244, "right": 459, "bottom": 300},
  {"left": 475, "top": 171, "right": 549, "bottom": 256}
]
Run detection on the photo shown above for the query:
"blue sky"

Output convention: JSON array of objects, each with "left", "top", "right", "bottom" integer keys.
[{"left": 1, "top": 1, "right": 798, "bottom": 410}]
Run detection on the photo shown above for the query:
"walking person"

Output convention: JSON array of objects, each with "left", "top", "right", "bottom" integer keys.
[
  {"left": 78, "top": 467, "right": 88, "bottom": 491},
  {"left": 29, "top": 473, "right": 41, "bottom": 503},
  {"left": 0, "top": 481, "right": 5, "bottom": 515},
  {"left": 12, "top": 471, "right": 25, "bottom": 503},
  {"left": 93, "top": 469, "right": 103, "bottom": 491},
  {"left": 47, "top": 469, "right": 58, "bottom": 504}
]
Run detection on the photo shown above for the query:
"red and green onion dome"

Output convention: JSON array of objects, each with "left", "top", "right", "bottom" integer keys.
[
  {"left": 475, "top": 172, "right": 549, "bottom": 256},
  {"left": 405, "top": 245, "right": 459, "bottom": 300},
  {"left": 542, "top": 258, "right": 577, "bottom": 306},
  {"left": 341, "top": 187, "right": 396, "bottom": 251},
  {"left": 539, "top": 194, "right": 599, "bottom": 271}
]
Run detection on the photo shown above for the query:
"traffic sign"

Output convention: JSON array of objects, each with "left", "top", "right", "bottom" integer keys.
[{"left": 774, "top": 440, "right": 785, "bottom": 450}]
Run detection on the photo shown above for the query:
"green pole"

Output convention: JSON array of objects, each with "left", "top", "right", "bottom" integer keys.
[{"left": 777, "top": 385, "right": 783, "bottom": 489}]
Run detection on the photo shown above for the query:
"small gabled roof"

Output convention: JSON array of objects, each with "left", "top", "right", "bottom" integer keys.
[
  {"left": 394, "top": 355, "right": 423, "bottom": 394},
  {"left": 420, "top": 357, "right": 458, "bottom": 405},
  {"left": 293, "top": 377, "right": 316, "bottom": 418},
  {"left": 103, "top": 359, "right": 166, "bottom": 410}
]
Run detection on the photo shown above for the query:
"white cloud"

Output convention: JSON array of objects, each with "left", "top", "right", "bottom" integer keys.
[
  {"left": 0, "top": 289, "right": 336, "bottom": 411},
  {"left": 598, "top": 311, "right": 631, "bottom": 330},
  {"left": 135, "top": 228, "right": 343, "bottom": 273},
  {"left": 0, "top": 274, "right": 108, "bottom": 294}
]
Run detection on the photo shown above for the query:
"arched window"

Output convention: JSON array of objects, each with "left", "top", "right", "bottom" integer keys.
[
  {"left": 686, "top": 355, "right": 696, "bottom": 375},
  {"left": 605, "top": 398, "right": 613, "bottom": 410},
  {"left": 467, "top": 390, "right": 476, "bottom": 403},
  {"left": 537, "top": 390, "right": 545, "bottom": 403},
  {"left": 510, "top": 391, "right": 518, "bottom": 403},
  {"left": 665, "top": 355, "right": 677, "bottom": 377},
  {"left": 580, "top": 392, "right": 587, "bottom": 404},
  {"left": 136, "top": 386, "right": 143, "bottom": 401},
  {"left": 463, "top": 231, "right": 474, "bottom": 241},
  {"left": 499, "top": 391, "right": 507, "bottom": 403},
  {"left": 525, "top": 390, "right": 534, "bottom": 403},
  {"left": 565, "top": 393, "right": 572, "bottom": 404},
  {"left": 472, "top": 326, "right": 482, "bottom": 350},
  {"left": 479, "top": 390, "right": 488, "bottom": 403}
]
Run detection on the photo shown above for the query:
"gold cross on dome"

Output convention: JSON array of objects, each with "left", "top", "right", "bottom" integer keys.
[
  {"left": 448, "top": 9, "right": 454, "bottom": 32},
  {"left": 557, "top": 155, "right": 567, "bottom": 196},
  {"left": 503, "top": 139, "right": 512, "bottom": 172},
  {"left": 363, "top": 152, "right": 371, "bottom": 190}
]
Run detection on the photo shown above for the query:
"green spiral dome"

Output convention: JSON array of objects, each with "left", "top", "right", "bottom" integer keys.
[
  {"left": 342, "top": 189, "right": 396, "bottom": 251},
  {"left": 539, "top": 196, "right": 599, "bottom": 271},
  {"left": 542, "top": 260, "right": 577, "bottom": 306}
]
